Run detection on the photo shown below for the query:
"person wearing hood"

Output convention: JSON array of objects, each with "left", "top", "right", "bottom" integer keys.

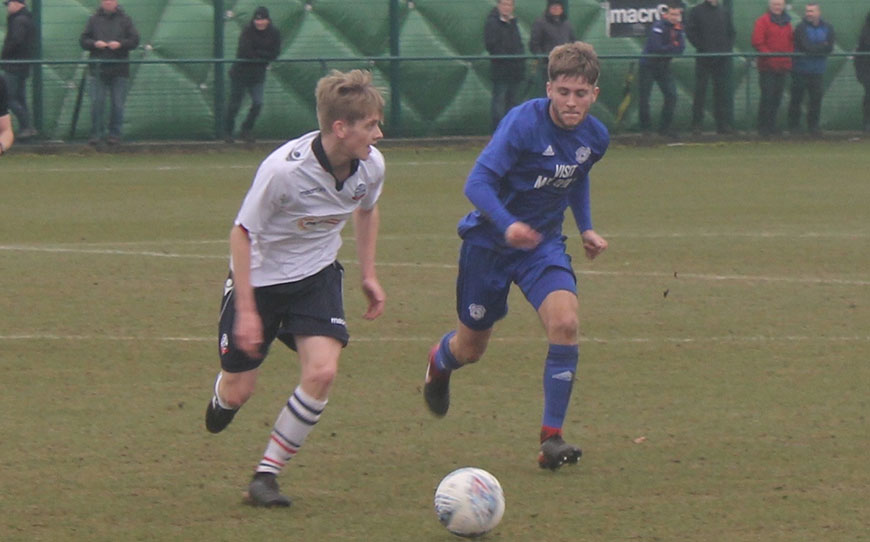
[
  {"left": 529, "top": 0, "right": 575, "bottom": 95},
  {"left": 225, "top": 6, "right": 281, "bottom": 143},
  {"left": 787, "top": 2, "right": 834, "bottom": 137},
  {"left": 855, "top": 10, "right": 870, "bottom": 132},
  {"left": 80, "top": 0, "right": 140, "bottom": 145},
  {"left": 751, "top": 0, "right": 793, "bottom": 137},
  {"left": 484, "top": 0, "right": 525, "bottom": 130},
  {"left": 685, "top": 0, "right": 735, "bottom": 134},
  {"left": 2, "top": 0, "right": 37, "bottom": 139}
]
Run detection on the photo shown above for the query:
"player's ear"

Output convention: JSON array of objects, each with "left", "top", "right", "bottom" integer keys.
[
  {"left": 591, "top": 85, "right": 600, "bottom": 103},
  {"left": 332, "top": 119, "right": 347, "bottom": 138}
]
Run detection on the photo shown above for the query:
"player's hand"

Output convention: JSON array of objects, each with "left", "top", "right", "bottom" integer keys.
[
  {"left": 107, "top": 41, "right": 122, "bottom": 50},
  {"left": 581, "top": 229, "right": 608, "bottom": 260},
  {"left": 233, "top": 309, "right": 264, "bottom": 359},
  {"left": 505, "top": 222, "right": 542, "bottom": 250},
  {"left": 361, "top": 277, "right": 386, "bottom": 320},
  {"left": 94, "top": 40, "right": 108, "bottom": 49}
]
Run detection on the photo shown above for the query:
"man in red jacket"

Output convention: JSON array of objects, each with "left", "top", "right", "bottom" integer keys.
[{"left": 751, "top": 0, "right": 793, "bottom": 137}]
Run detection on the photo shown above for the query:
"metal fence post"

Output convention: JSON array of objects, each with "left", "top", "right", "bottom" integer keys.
[{"left": 213, "top": 0, "right": 225, "bottom": 140}]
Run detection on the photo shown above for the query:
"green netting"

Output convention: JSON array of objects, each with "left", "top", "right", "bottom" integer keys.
[{"left": 0, "top": 0, "right": 867, "bottom": 140}]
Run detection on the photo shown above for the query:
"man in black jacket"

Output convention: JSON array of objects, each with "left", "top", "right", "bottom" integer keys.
[
  {"left": 2, "top": 0, "right": 36, "bottom": 138},
  {"left": 484, "top": 0, "right": 525, "bottom": 130},
  {"left": 685, "top": 0, "right": 735, "bottom": 134},
  {"left": 225, "top": 6, "right": 281, "bottom": 143},
  {"left": 80, "top": 0, "right": 139, "bottom": 145}
]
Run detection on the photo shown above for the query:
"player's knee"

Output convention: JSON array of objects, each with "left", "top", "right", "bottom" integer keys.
[
  {"left": 303, "top": 362, "right": 338, "bottom": 390},
  {"left": 546, "top": 313, "right": 579, "bottom": 343}
]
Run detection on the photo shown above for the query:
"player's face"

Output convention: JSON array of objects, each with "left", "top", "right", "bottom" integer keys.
[
  {"left": 341, "top": 113, "right": 383, "bottom": 160},
  {"left": 665, "top": 8, "right": 682, "bottom": 25},
  {"left": 253, "top": 18, "right": 270, "bottom": 31},
  {"left": 546, "top": 75, "right": 599, "bottom": 130},
  {"left": 804, "top": 5, "right": 820, "bottom": 24}
]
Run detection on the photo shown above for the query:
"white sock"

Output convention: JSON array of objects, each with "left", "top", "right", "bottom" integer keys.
[
  {"left": 212, "top": 372, "right": 234, "bottom": 410},
  {"left": 256, "top": 386, "right": 327, "bottom": 475}
]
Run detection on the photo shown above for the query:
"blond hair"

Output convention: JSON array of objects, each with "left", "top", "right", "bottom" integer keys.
[
  {"left": 315, "top": 69, "right": 385, "bottom": 133},
  {"left": 547, "top": 42, "right": 600, "bottom": 86}
]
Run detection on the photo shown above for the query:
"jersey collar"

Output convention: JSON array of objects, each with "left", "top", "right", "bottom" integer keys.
[{"left": 312, "top": 133, "right": 360, "bottom": 192}]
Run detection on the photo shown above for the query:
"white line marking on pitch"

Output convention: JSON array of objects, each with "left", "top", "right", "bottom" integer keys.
[
  {"left": 0, "top": 334, "right": 867, "bottom": 344},
  {"left": 1, "top": 245, "right": 868, "bottom": 286}
]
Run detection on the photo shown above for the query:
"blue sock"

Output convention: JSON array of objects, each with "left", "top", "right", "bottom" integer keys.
[
  {"left": 434, "top": 331, "right": 462, "bottom": 372},
  {"left": 541, "top": 344, "right": 579, "bottom": 430}
]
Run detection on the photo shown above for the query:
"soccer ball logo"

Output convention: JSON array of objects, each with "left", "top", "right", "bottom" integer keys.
[{"left": 434, "top": 467, "right": 505, "bottom": 538}]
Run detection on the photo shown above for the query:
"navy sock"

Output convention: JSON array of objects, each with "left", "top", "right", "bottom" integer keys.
[
  {"left": 541, "top": 344, "right": 579, "bottom": 430},
  {"left": 434, "top": 331, "right": 462, "bottom": 372}
]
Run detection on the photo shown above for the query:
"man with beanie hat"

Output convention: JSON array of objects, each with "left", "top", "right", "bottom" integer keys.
[
  {"left": 2, "top": 0, "right": 37, "bottom": 138},
  {"left": 225, "top": 6, "right": 281, "bottom": 143},
  {"left": 529, "top": 0, "right": 575, "bottom": 95}
]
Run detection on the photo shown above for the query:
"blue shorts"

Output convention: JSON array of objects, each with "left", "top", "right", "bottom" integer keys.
[{"left": 455, "top": 238, "right": 576, "bottom": 331}]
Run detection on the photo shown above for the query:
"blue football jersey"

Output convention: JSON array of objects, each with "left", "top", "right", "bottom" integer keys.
[{"left": 458, "top": 98, "right": 609, "bottom": 252}]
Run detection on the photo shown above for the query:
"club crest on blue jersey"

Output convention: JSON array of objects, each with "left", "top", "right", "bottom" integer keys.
[
  {"left": 351, "top": 183, "right": 367, "bottom": 201},
  {"left": 575, "top": 146, "right": 592, "bottom": 163}
]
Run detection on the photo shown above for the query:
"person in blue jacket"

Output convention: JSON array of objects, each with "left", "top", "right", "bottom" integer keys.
[
  {"left": 423, "top": 41, "right": 610, "bottom": 472},
  {"left": 787, "top": 2, "right": 834, "bottom": 136},
  {"left": 638, "top": 2, "right": 685, "bottom": 138}
]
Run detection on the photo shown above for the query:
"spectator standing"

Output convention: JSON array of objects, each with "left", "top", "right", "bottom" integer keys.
[
  {"left": 80, "top": 0, "right": 139, "bottom": 145},
  {"left": 484, "top": 0, "right": 525, "bottom": 131},
  {"left": 226, "top": 6, "right": 281, "bottom": 143},
  {"left": 0, "top": 75, "right": 14, "bottom": 154},
  {"left": 685, "top": 0, "right": 735, "bottom": 134},
  {"left": 853, "top": 10, "right": 870, "bottom": 132},
  {"left": 529, "top": 0, "right": 575, "bottom": 95},
  {"left": 787, "top": 2, "right": 834, "bottom": 137},
  {"left": 751, "top": 0, "right": 793, "bottom": 137},
  {"left": 638, "top": 2, "right": 685, "bottom": 139},
  {"left": 2, "top": 0, "right": 37, "bottom": 139}
]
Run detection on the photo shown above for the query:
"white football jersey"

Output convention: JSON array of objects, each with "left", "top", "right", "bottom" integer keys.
[{"left": 233, "top": 130, "right": 385, "bottom": 287}]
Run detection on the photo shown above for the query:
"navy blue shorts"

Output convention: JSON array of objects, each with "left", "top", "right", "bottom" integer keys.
[
  {"left": 455, "top": 238, "right": 576, "bottom": 331},
  {"left": 217, "top": 262, "right": 349, "bottom": 373}
]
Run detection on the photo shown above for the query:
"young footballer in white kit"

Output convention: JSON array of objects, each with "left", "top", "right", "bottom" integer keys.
[{"left": 205, "top": 69, "right": 386, "bottom": 507}]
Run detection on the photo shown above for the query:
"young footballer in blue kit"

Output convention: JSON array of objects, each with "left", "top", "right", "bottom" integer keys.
[{"left": 424, "top": 41, "right": 609, "bottom": 470}]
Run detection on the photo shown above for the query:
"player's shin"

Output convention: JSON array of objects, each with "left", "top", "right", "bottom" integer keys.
[
  {"left": 541, "top": 344, "right": 579, "bottom": 441},
  {"left": 256, "top": 386, "right": 327, "bottom": 475}
]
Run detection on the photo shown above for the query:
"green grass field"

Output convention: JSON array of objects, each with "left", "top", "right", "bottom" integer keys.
[{"left": 1, "top": 140, "right": 868, "bottom": 541}]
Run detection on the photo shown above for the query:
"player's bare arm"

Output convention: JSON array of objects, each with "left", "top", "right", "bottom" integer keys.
[
  {"left": 229, "top": 224, "right": 264, "bottom": 357},
  {"left": 505, "top": 221, "right": 542, "bottom": 250},
  {"left": 353, "top": 205, "right": 385, "bottom": 320},
  {"left": 580, "top": 229, "right": 608, "bottom": 260}
]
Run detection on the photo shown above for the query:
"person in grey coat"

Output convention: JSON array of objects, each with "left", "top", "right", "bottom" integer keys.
[{"left": 529, "top": 0, "right": 575, "bottom": 95}]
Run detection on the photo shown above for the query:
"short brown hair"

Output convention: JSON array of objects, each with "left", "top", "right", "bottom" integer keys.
[
  {"left": 547, "top": 41, "right": 600, "bottom": 86},
  {"left": 315, "top": 69, "right": 385, "bottom": 133}
]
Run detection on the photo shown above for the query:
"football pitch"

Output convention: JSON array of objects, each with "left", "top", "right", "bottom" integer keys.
[{"left": 1, "top": 139, "right": 868, "bottom": 541}]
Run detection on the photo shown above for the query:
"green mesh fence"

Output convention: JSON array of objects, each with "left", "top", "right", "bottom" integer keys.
[{"left": 1, "top": 0, "right": 867, "bottom": 140}]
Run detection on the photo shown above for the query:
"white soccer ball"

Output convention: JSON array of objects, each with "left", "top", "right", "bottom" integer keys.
[{"left": 434, "top": 467, "right": 505, "bottom": 538}]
